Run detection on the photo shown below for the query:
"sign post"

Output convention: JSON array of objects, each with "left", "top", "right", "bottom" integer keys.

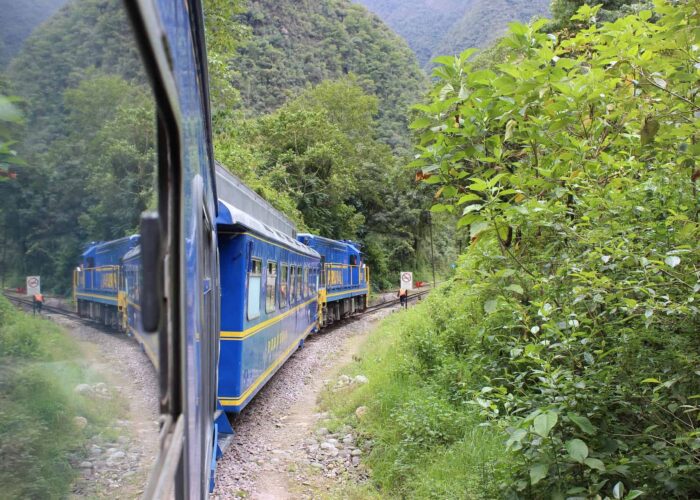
[
  {"left": 400, "top": 271, "right": 413, "bottom": 290},
  {"left": 26, "top": 276, "right": 41, "bottom": 296}
]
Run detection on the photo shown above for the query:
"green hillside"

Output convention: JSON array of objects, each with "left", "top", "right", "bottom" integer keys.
[
  {"left": 0, "top": 0, "right": 68, "bottom": 66},
  {"left": 354, "top": 0, "right": 550, "bottom": 67},
  {"left": 230, "top": 0, "right": 427, "bottom": 150}
]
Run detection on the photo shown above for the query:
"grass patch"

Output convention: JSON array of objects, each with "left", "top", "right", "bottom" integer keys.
[
  {"left": 320, "top": 296, "right": 514, "bottom": 499},
  {"left": 0, "top": 296, "right": 123, "bottom": 498}
]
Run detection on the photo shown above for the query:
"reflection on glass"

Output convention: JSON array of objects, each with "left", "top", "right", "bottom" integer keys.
[{"left": 0, "top": 0, "right": 158, "bottom": 496}]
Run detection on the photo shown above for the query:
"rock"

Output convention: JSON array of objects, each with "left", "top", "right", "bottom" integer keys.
[
  {"left": 308, "top": 444, "right": 319, "bottom": 453},
  {"left": 316, "top": 427, "right": 329, "bottom": 436},
  {"left": 352, "top": 456, "right": 361, "bottom": 466},
  {"left": 74, "top": 384, "right": 93, "bottom": 396},
  {"left": 90, "top": 445, "right": 102, "bottom": 455},
  {"left": 109, "top": 451, "right": 125, "bottom": 461},
  {"left": 326, "top": 438, "right": 338, "bottom": 445},
  {"left": 73, "top": 416, "right": 88, "bottom": 429},
  {"left": 270, "top": 458, "right": 280, "bottom": 465},
  {"left": 354, "top": 375, "right": 369, "bottom": 384},
  {"left": 351, "top": 449, "right": 362, "bottom": 456},
  {"left": 342, "top": 435, "right": 354, "bottom": 445},
  {"left": 355, "top": 406, "right": 368, "bottom": 419},
  {"left": 79, "top": 461, "right": 93, "bottom": 469},
  {"left": 338, "top": 375, "right": 351, "bottom": 385},
  {"left": 320, "top": 442, "right": 335, "bottom": 451},
  {"left": 117, "top": 436, "right": 128, "bottom": 444},
  {"left": 310, "top": 462, "right": 323, "bottom": 469}
]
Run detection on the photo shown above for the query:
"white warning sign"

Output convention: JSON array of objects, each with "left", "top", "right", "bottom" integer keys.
[
  {"left": 400, "top": 271, "right": 413, "bottom": 290},
  {"left": 26, "top": 276, "right": 41, "bottom": 296}
]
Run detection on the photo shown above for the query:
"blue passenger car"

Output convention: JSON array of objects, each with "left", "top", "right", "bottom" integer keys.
[
  {"left": 122, "top": 246, "right": 160, "bottom": 369},
  {"left": 297, "top": 234, "right": 369, "bottom": 326},
  {"left": 74, "top": 235, "right": 139, "bottom": 329},
  {"left": 216, "top": 200, "right": 321, "bottom": 412}
]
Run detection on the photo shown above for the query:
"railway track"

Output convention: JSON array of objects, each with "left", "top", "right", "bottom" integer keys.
[
  {"left": 363, "top": 287, "right": 433, "bottom": 314},
  {"left": 2, "top": 291, "right": 79, "bottom": 319}
]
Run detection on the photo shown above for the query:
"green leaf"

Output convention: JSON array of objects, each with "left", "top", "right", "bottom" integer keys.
[
  {"left": 529, "top": 463, "right": 548, "bottom": 485},
  {"left": 626, "top": 491, "right": 644, "bottom": 500},
  {"left": 640, "top": 116, "right": 660, "bottom": 146},
  {"left": 506, "top": 284, "right": 524, "bottom": 294},
  {"left": 533, "top": 411, "right": 558, "bottom": 438},
  {"left": 567, "top": 413, "right": 597, "bottom": 435},
  {"left": 470, "top": 221, "right": 491, "bottom": 237},
  {"left": 410, "top": 117, "right": 433, "bottom": 130},
  {"left": 566, "top": 438, "right": 589, "bottom": 463},
  {"left": 457, "top": 193, "right": 482, "bottom": 204},
  {"left": 484, "top": 299, "right": 498, "bottom": 314},
  {"left": 584, "top": 457, "right": 606, "bottom": 471}
]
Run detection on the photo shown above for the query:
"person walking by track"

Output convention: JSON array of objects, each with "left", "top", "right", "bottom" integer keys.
[
  {"left": 398, "top": 288, "right": 408, "bottom": 309},
  {"left": 33, "top": 293, "right": 44, "bottom": 315}
]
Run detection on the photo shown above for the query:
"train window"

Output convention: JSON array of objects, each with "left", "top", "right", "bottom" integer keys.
[
  {"left": 289, "top": 266, "right": 296, "bottom": 304},
  {"left": 266, "top": 261, "right": 277, "bottom": 313},
  {"left": 248, "top": 258, "right": 262, "bottom": 320},
  {"left": 303, "top": 267, "right": 309, "bottom": 297},
  {"left": 296, "top": 266, "right": 303, "bottom": 301},
  {"left": 350, "top": 255, "right": 357, "bottom": 266},
  {"left": 0, "top": 0, "right": 164, "bottom": 496},
  {"left": 280, "top": 263, "right": 289, "bottom": 306}
]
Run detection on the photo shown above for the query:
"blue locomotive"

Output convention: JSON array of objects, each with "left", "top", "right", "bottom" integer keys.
[
  {"left": 297, "top": 234, "right": 369, "bottom": 326},
  {"left": 74, "top": 235, "right": 139, "bottom": 330}
]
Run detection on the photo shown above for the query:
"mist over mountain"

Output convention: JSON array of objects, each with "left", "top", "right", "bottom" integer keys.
[{"left": 353, "top": 0, "right": 550, "bottom": 67}]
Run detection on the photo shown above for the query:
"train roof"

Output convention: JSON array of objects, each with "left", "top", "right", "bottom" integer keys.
[
  {"left": 215, "top": 162, "right": 296, "bottom": 238},
  {"left": 123, "top": 245, "right": 140, "bottom": 262},
  {"left": 81, "top": 234, "right": 140, "bottom": 257},
  {"left": 297, "top": 233, "right": 362, "bottom": 255},
  {"left": 217, "top": 200, "right": 319, "bottom": 258}
]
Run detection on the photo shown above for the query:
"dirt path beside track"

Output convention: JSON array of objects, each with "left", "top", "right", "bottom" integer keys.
[
  {"left": 212, "top": 307, "right": 399, "bottom": 499},
  {"left": 43, "top": 313, "right": 160, "bottom": 498}
]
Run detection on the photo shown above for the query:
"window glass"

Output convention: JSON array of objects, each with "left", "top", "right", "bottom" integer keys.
[
  {"left": 289, "top": 265, "right": 296, "bottom": 304},
  {"left": 296, "top": 266, "right": 303, "bottom": 301},
  {"left": 303, "top": 267, "right": 309, "bottom": 297},
  {"left": 0, "top": 1, "right": 160, "bottom": 495},
  {"left": 248, "top": 258, "right": 262, "bottom": 320},
  {"left": 280, "top": 263, "right": 289, "bottom": 306},
  {"left": 266, "top": 261, "right": 277, "bottom": 313}
]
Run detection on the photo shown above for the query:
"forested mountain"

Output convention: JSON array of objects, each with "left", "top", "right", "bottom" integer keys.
[
  {"left": 0, "top": 0, "right": 68, "bottom": 66},
  {"left": 229, "top": 0, "right": 427, "bottom": 150},
  {"left": 1, "top": 0, "right": 154, "bottom": 290},
  {"left": 353, "top": 0, "right": 550, "bottom": 67}
]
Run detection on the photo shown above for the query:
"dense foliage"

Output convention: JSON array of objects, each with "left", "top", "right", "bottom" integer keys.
[
  {"left": 354, "top": 0, "right": 550, "bottom": 68},
  {"left": 213, "top": 76, "right": 457, "bottom": 289},
  {"left": 228, "top": 0, "right": 427, "bottom": 151},
  {"left": 204, "top": 0, "right": 457, "bottom": 289},
  {"left": 0, "top": 0, "right": 66, "bottom": 66},
  {"left": 0, "top": 0, "right": 155, "bottom": 292},
  {"left": 328, "top": 1, "right": 699, "bottom": 498}
]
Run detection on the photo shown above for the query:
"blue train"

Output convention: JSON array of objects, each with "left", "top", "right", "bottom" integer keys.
[{"left": 73, "top": 164, "right": 371, "bottom": 487}]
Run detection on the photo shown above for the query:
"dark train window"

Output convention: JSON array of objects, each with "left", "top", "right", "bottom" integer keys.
[
  {"left": 350, "top": 255, "right": 357, "bottom": 266},
  {"left": 266, "top": 261, "right": 277, "bottom": 313},
  {"left": 280, "top": 263, "right": 289, "bottom": 306},
  {"left": 248, "top": 258, "right": 262, "bottom": 320}
]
